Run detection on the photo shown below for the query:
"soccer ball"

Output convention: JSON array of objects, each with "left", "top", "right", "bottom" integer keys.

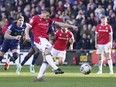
[{"left": 80, "top": 63, "right": 91, "bottom": 75}]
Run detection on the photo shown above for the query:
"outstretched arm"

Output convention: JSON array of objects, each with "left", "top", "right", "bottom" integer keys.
[{"left": 54, "top": 21, "right": 78, "bottom": 31}]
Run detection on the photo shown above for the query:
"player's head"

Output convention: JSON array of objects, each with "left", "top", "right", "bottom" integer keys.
[
  {"left": 99, "top": 14, "right": 107, "bottom": 24},
  {"left": 16, "top": 15, "right": 24, "bottom": 27},
  {"left": 41, "top": 9, "right": 50, "bottom": 20}
]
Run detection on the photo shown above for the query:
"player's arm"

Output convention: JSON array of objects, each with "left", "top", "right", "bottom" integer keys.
[
  {"left": 25, "top": 16, "right": 36, "bottom": 41},
  {"left": 4, "top": 27, "right": 21, "bottom": 40},
  {"left": 69, "top": 34, "right": 75, "bottom": 50},
  {"left": 109, "top": 25, "right": 113, "bottom": 48},
  {"left": 54, "top": 21, "right": 78, "bottom": 31},
  {"left": 24, "top": 23, "right": 32, "bottom": 41},
  {"left": 95, "top": 32, "right": 98, "bottom": 49},
  {"left": 95, "top": 25, "right": 98, "bottom": 49}
]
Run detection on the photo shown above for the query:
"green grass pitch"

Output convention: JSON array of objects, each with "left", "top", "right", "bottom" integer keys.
[{"left": 0, "top": 65, "right": 116, "bottom": 87}]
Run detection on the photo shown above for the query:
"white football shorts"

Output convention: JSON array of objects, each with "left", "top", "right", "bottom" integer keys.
[
  {"left": 51, "top": 47, "right": 66, "bottom": 62},
  {"left": 34, "top": 37, "right": 52, "bottom": 52},
  {"left": 96, "top": 42, "right": 111, "bottom": 54}
]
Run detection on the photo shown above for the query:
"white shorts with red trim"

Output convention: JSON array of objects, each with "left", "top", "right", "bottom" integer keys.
[{"left": 34, "top": 37, "right": 52, "bottom": 52}]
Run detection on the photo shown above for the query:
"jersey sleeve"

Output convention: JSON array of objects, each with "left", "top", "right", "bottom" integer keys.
[
  {"left": 6, "top": 24, "right": 14, "bottom": 33},
  {"left": 55, "top": 30, "right": 60, "bottom": 38},
  {"left": 29, "top": 16, "right": 37, "bottom": 27},
  {"left": 68, "top": 31, "right": 73, "bottom": 38}
]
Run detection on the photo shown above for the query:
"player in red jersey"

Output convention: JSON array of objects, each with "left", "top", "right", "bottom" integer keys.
[
  {"left": 24, "top": 9, "right": 78, "bottom": 81},
  {"left": 51, "top": 27, "right": 74, "bottom": 65},
  {"left": 95, "top": 14, "right": 113, "bottom": 74}
]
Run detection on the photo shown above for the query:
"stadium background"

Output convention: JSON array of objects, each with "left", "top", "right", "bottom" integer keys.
[{"left": 0, "top": 0, "right": 116, "bottom": 66}]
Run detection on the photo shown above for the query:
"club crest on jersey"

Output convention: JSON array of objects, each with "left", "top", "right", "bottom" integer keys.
[{"left": 106, "top": 27, "right": 108, "bottom": 30}]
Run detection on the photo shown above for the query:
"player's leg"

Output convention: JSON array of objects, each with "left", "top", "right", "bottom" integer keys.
[
  {"left": 34, "top": 38, "right": 64, "bottom": 74},
  {"left": 96, "top": 54, "right": 103, "bottom": 74},
  {"left": 0, "top": 41, "right": 9, "bottom": 63},
  {"left": 57, "top": 51, "right": 66, "bottom": 65},
  {"left": 51, "top": 48, "right": 58, "bottom": 65},
  {"left": 0, "top": 42, "right": 10, "bottom": 70},
  {"left": 35, "top": 49, "right": 56, "bottom": 80},
  {"left": 44, "top": 48, "right": 64, "bottom": 74},
  {"left": 0, "top": 52, "right": 5, "bottom": 62},
  {"left": 96, "top": 45, "right": 104, "bottom": 74},
  {"left": 105, "top": 44, "right": 113, "bottom": 74},
  {"left": 52, "top": 49, "right": 66, "bottom": 65},
  {"left": 12, "top": 49, "right": 19, "bottom": 61},
  {"left": 30, "top": 46, "right": 40, "bottom": 73},
  {"left": 21, "top": 48, "right": 35, "bottom": 66},
  {"left": 34, "top": 39, "right": 64, "bottom": 81},
  {"left": 16, "top": 47, "right": 35, "bottom": 75},
  {"left": 106, "top": 53, "right": 113, "bottom": 74},
  {"left": 33, "top": 52, "right": 50, "bottom": 81},
  {"left": 0, "top": 51, "right": 6, "bottom": 70},
  {"left": 8, "top": 44, "right": 20, "bottom": 63},
  {"left": 5, "top": 49, "right": 19, "bottom": 70},
  {"left": 35, "top": 60, "right": 49, "bottom": 81}
]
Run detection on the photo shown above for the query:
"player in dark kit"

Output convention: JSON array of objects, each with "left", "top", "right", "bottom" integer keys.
[
  {"left": 0, "top": 15, "right": 25, "bottom": 70},
  {"left": 16, "top": 30, "right": 40, "bottom": 75}
]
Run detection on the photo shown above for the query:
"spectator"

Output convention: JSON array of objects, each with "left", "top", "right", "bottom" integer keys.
[
  {"left": 87, "top": 0, "right": 96, "bottom": 11},
  {"left": 113, "top": 0, "right": 116, "bottom": 11},
  {"left": 77, "top": 33, "right": 91, "bottom": 50},
  {"left": 95, "top": 4, "right": 105, "bottom": 18}
]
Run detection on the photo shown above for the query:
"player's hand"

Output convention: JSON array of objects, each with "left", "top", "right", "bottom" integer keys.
[
  {"left": 15, "top": 35, "right": 21, "bottom": 40},
  {"left": 70, "top": 25, "right": 78, "bottom": 31},
  {"left": 25, "top": 34, "right": 30, "bottom": 42},
  {"left": 69, "top": 45, "right": 73, "bottom": 50},
  {"left": 95, "top": 44, "right": 98, "bottom": 49},
  {"left": 108, "top": 43, "right": 112, "bottom": 49},
  {"left": 109, "top": 45, "right": 112, "bottom": 49},
  {"left": 22, "top": 40, "right": 28, "bottom": 45}
]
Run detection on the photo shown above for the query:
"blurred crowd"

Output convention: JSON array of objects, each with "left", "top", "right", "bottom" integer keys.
[{"left": 0, "top": 0, "right": 116, "bottom": 50}]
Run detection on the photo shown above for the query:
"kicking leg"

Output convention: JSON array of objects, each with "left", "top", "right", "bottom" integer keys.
[{"left": 44, "top": 49, "right": 64, "bottom": 74}]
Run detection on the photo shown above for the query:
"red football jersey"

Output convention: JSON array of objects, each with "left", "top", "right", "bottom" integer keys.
[
  {"left": 95, "top": 24, "right": 112, "bottom": 44},
  {"left": 29, "top": 15, "right": 53, "bottom": 43},
  {"left": 53, "top": 30, "right": 73, "bottom": 51}
]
